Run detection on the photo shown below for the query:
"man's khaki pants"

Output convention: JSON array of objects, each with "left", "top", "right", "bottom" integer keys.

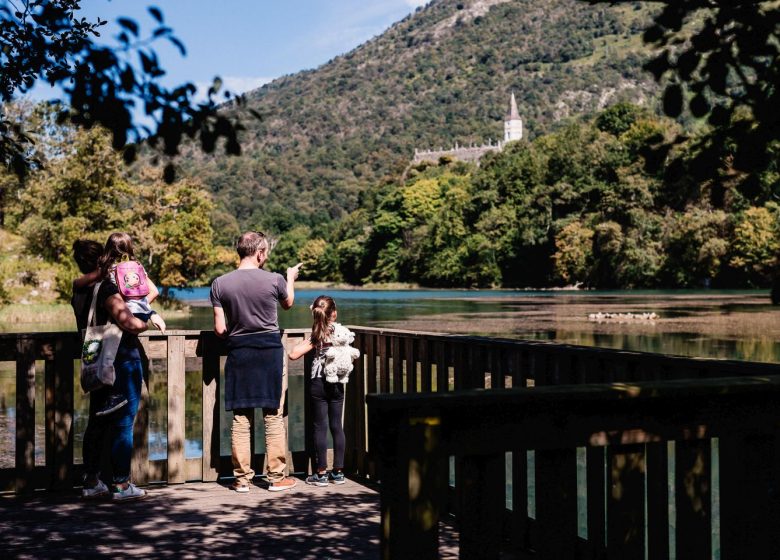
[{"left": 231, "top": 368, "right": 288, "bottom": 484}]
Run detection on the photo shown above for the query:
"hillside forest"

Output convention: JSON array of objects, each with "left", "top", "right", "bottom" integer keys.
[{"left": 1, "top": 99, "right": 778, "bottom": 304}]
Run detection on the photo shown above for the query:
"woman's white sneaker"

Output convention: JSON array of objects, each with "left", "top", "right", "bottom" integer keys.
[
  {"left": 82, "top": 479, "right": 109, "bottom": 499},
  {"left": 112, "top": 482, "right": 147, "bottom": 501}
]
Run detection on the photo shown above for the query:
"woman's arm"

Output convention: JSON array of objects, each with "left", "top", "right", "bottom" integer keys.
[
  {"left": 73, "top": 269, "right": 101, "bottom": 289},
  {"left": 288, "top": 338, "right": 313, "bottom": 361},
  {"left": 104, "top": 294, "right": 148, "bottom": 334}
]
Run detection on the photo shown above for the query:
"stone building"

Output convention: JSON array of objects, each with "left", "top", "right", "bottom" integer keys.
[{"left": 412, "top": 93, "right": 523, "bottom": 164}]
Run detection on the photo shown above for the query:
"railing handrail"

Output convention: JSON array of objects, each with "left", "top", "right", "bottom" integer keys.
[{"left": 368, "top": 375, "right": 780, "bottom": 559}]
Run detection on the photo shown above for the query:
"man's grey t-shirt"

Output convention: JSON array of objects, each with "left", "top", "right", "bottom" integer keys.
[{"left": 209, "top": 268, "right": 288, "bottom": 336}]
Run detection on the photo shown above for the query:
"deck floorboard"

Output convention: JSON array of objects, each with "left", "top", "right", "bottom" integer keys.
[{"left": 0, "top": 478, "right": 459, "bottom": 559}]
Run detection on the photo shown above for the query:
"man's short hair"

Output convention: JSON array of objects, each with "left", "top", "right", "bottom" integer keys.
[{"left": 236, "top": 231, "right": 269, "bottom": 259}]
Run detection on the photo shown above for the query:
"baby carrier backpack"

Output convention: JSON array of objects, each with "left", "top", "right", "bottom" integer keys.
[{"left": 114, "top": 256, "right": 150, "bottom": 298}]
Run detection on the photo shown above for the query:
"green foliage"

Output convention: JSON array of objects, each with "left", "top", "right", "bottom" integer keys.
[
  {"left": 553, "top": 221, "right": 593, "bottom": 284},
  {"left": 0, "top": 0, "right": 244, "bottom": 181},
  {"left": 729, "top": 205, "right": 780, "bottom": 286}
]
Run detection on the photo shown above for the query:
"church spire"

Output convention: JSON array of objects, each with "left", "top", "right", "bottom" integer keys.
[
  {"left": 508, "top": 92, "right": 520, "bottom": 121},
  {"left": 504, "top": 92, "right": 523, "bottom": 142}
]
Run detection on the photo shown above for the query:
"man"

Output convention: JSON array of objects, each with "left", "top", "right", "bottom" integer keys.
[{"left": 210, "top": 231, "right": 302, "bottom": 492}]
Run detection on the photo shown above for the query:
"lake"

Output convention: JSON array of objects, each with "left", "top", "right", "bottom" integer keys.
[{"left": 2, "top": 289, "right": 779, "bottom": 471}]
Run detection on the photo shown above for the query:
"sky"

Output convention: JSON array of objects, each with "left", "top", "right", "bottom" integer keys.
[{"left": 58, "top": 0, "right": 431, "bottom": 101}]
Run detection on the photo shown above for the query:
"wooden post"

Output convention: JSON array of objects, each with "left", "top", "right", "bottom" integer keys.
[
  {"left": 674, "top": 440, "right": 711, "bottom": 560},
  {"left": 458, "top": 452, "right": 505, "bottom": 559},
  {"left": 419, "top": 337, "right": 432, "bottom": 393},
  {"left": 585, "top": 446, "right": 606, "bottom": 559},
  {"left": 535, "top": 448, "right": 578, "bottom": 559},
  {"left": 646, "top": 442, "right": 669, "bottom": 560},
  {"left": 201, "top": 333, "right": 220, "bottom": 481},
  {"left": 304, "top": 350, "right": 314, "bottom": 474},
  {"left": 132, "top": 337, "right": 151, "bottom": 485},
  {"left": 391, "top": 336, "right": 403, "bottom": 393},
  {"left": 379, "top": 335, "right": 390, "bottom": 393},
  {"left": 167, "top": 335, "right": 186, "bottom": 483},
  {"left": 15, "top": 337, "right": 36, "bottom": 493},
  {"left": 607, "top": 444, "right": 645, "bottom": 559},
  {"left": 404, "top": 337, "right": 417, "bottom": 394},
  {"left": 47, "top": 335, "right": 75, "bottom": 489},
  {"left": 374, "top": 408, "right": 444, "bottom": 560}
]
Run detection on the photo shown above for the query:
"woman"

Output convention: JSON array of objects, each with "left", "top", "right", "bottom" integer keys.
[{"left": 72, "top": 235, "right": 150, "bottom": 501}]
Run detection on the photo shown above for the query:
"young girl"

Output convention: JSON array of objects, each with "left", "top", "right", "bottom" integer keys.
[
  {"left": 74, "top": 233, "right": 166, "bottom": 416},
  {"left": 288, "top": 295, "right": 347, "bottom": 486}
]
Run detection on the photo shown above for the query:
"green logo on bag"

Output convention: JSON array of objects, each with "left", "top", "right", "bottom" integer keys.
[{"left": 82, "top": 339, "right": 102, "bottom": 365}]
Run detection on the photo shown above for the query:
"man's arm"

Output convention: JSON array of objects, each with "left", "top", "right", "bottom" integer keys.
[
  {"left": 213, "top": 307, "right": 228, "bottom": 338},
  {"left": 281, "top": 263, "right": 302, "bottom": 310}
]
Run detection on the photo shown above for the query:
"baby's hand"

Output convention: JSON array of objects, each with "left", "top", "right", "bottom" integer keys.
[{"left": 150, "top": 313, "right": 167, "bottom": 334}]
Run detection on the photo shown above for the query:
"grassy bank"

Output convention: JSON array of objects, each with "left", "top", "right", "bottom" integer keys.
[{"left": 0, "top": 301, "right": 192, "bottom": 333}]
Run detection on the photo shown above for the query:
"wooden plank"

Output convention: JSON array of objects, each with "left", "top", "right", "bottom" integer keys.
[
  {"left": 419, "top": 337, "right": 432, "bottom": 393},
  {"left": 510, "top": 447, "right": 529, "bottom": 555},
  {"left": 646, "top": 442, "right": 669, "bottom": 560},
  {"left": 457, "top": 452, "right": 504, "bottom": 559},
  {"left": 452, "top": 343, "right": 466, "bottom": 391},
  {"left": 720, "top": 434, "right": 780, "bottom": 558},
  {"left": 489, "top": 347, "right": 502, "bottom": 390},
  {"left": 351, "top": 333, "right": 368, "bottom": 475},
  {"left": 404, "top": 337, "right": 416, "bottom": 394},
  {"left": 372, "top": 409, "right": 444, "bottom": 560},
  {"left": 303, "top": 350, "right": 314, "bottom": 474},
  {"left": 585, "top": 446, "right": 606, "bottom": 559},
  {"left": 15, "top": 337, "right": 36, "bottom": 493},
  {"left": 674, "top": 440, "right": 711, "bottom": 560},
  {"left": 365, "top": 334, "right": 377, "bottom": 394},
  {"left": 132, "top": 338, "right": 151, "bottom": 485},
  {"left": 47, "top": 336, "right": 75, "bottom": 489},
  {"left": 606, "top": 444, "right": 645, "bottom": 560},
  {"left": 535, "top": 448, "right": 578, "bottom": 558},
  {"left": 167, "top": 336, "right": 186, "bottom": 484},
  {"left": 435, "top": 340, "right": 448, "bottom": 392},
  {"left": 510, "top": 349, "right": 523, "bottom": 389},
  {"left": 379, "top": 335, "right": 390, "bottom": 394},
  {"left": 201, "top": 333, "right": 220, "bottom": 482},
  {"left": 391, "top": 336, "right": 402, "bottom": 393}
]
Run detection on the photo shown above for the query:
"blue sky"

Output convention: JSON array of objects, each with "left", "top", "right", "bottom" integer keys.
[{"left": 67, "top": 0, "right": 429, "bottom": 99}]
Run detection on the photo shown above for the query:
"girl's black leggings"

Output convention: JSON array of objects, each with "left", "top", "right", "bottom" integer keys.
[{"left": 310, "top": 376, "right": 346, "bottom": 472}]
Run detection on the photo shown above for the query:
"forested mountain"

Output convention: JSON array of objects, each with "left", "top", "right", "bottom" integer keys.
[{"left": 177, "top": 0, "right": 659, "bottom": 234}]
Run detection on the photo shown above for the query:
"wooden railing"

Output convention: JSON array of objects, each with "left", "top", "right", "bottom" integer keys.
[
  {"left": 2, "top": 327, "right": 780, "bottom": 557},
  {"left": 367, "top": 376, "right": 780, "bottom": 560}
]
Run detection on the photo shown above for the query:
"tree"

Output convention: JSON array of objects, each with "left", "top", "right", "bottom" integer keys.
[
  {"left": 588, "top": 1, "right": 779, "bottom": 195},
  {"left": 729, "top": 205, "right": 779, "bottom": 286},
  {"left": 1, "top": 0, "right": 246, "bottom": 181},
  {"left": 553, "top": 221, "right": 594, "bottom": 285}
]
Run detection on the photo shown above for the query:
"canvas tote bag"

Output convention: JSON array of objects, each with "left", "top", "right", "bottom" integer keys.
[{"left": 80, "top": 281, "right": 122, "bottom": 392}]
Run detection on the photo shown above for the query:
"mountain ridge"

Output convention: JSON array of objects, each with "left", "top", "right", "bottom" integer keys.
[{"left": 176, "top": 0, "right": 660, "bottom": 233}]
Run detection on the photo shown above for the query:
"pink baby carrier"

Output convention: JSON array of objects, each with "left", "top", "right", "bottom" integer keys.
[{"left": 114, "top": 258, "right": 150, "bottom": 298}]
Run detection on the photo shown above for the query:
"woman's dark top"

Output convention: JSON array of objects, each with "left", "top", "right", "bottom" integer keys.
[{"left": 71, "top": 280, "right": 141, "bottom": 363}]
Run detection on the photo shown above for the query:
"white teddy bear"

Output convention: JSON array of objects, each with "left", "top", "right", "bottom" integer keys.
[{"left": 324, "top": 322, "right": 361, "bottom": 384}]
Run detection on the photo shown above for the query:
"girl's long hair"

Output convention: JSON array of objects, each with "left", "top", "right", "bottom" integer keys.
[
  {"left": 98, "top": 232, "right": 135, "bottom": 279},
  {"left": 310, "top": 295, "right": 336, "bottom": 346}
]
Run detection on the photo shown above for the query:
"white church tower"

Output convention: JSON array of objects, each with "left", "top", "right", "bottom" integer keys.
[{"left": 504, "top": 92, "right": 523, "bottom": 142}]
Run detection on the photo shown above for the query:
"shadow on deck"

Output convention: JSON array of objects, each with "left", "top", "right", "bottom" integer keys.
[{"left": 0, "top": 478, "right": 458, "bottom": 559}]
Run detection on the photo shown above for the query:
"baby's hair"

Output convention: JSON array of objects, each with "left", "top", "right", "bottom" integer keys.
[
  {"left": 98, "top": 232, "right": 135, "bottom": 279},
  {"left": 310, "top": 295, "right": 336, "bottom": 346}
]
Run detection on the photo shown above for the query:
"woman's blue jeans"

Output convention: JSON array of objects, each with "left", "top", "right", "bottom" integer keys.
[{"left": 82, "top": 359, "right": 143, "bottom": 484}]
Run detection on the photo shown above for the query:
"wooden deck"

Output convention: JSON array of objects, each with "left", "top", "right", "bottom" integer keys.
[{"left": 0, "top": 477, "right": 459, "bottom": 559}]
